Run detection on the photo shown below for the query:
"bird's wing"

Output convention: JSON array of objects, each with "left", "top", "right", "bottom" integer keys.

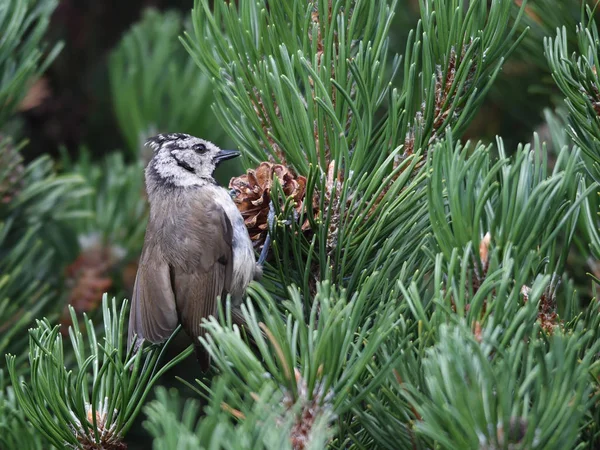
[
  {"left": 169, "top": 194, "right": 233, "bottom": 365},
  {"left": 127, "top": 243, "right": 178, "bottom": 352},
  {"left": 127, "top": 190, "right": 234, "bottom": 365}
]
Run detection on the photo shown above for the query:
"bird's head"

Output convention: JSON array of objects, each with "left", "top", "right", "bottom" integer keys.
[{"left": 146, "top": 133, "right": 239, "bottom": 187}]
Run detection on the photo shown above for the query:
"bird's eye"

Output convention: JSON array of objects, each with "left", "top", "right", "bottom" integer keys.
[{"left": 194, "top": 144, "right": 207, "bottom": 153}]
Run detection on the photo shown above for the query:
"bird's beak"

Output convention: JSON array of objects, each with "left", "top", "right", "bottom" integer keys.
[{"left": 214, "top": 149, "right": 240, "bottom": 165}]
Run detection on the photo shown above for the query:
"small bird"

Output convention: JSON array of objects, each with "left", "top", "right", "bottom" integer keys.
[{"left": 128, "top": 133, "right": 260, "bottom": 368}]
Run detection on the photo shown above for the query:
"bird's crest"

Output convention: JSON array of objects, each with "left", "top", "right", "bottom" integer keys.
[{"left": 145, "top": 133, "right": 191, "bottom": 152}]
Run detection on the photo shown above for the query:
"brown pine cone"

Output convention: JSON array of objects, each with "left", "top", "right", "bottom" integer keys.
[
  {"left": 0, "top": 136, "right": 25, "bottom": 204},
  {"left": 229, "top": 162, "right": 307, "bottom": 249}
]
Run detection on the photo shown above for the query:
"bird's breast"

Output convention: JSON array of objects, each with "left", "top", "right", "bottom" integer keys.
[{"left": 209, "top": 187, "right": 256, "bottom": 302}]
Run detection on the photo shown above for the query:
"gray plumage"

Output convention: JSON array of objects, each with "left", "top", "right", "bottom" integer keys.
[{"left": 128, "top": 133, "right": 259, "bottom": 368}]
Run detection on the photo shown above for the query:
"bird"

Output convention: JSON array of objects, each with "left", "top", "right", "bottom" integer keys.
[{"left": 127, "top": 133, "right": 261, "bottom": 368}]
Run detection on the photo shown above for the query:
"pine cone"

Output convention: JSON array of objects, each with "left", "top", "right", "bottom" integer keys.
[
  {"left": 229, "top": 162, "right": 307, "bottom": 249},
  {"left": 0, "top": 136, "right": 25, "bottom": 204}
]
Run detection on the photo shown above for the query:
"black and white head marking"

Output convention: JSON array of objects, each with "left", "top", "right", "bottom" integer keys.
[{"left": 145, "top": 133, "right": 238, "bottom": 188}]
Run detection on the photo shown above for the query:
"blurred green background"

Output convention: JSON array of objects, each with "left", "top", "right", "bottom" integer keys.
[{"left": 17, "top": 0, "right": 199, "bottom": 160}]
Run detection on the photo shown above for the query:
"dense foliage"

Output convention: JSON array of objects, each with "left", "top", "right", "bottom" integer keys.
[{"left": 2, "top": 0, "right": 600, "bottom": 449}]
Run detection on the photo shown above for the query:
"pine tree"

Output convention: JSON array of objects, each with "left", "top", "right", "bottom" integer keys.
[{"left": 3, "top": 0, "right": 600, "bottom": 449}]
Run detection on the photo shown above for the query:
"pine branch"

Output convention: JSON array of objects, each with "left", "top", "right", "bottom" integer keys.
[
  {"left": 144, "top": 382, "right": 335, "bottom": 450},
  {"left": 182, "top": 0, "right": 531, "bottom": 310},
  {"left": 0, "top": 371, "right": 47, "bottom": 450},
  {"left": 539, "top": 109, "right": 600, "bottom": 301},
  {"left": 545, "top": 6, "right": 600, "bottom": 181},
  {"left": 0, "top": 0, "right": 62, "bottom": 128},
  {"left": 5, "top": 296, "right": 192, "bottom": 449},
  {"left": 180, "top": 279, "right": 403, "bottom": 449},
  {"left": 387, "top": 0, "right": 528, "bottom": 164},
  {"left": 352, "top": 127, "right": 599, "bottom": 445},
  {"left": 359, "top": 300, "right": 600, "bottom": 449},
  {"left": 408, "top": 322, "right": 598, "bottom": 449},
  {"left": 0, "top": 136, "right": 92, "bottom": 371},
  {"left": 184, "top": 0, "right": 429, "bottom": 303},
  {"left": 574, "top": 297, "right": 600, "bottom": 444},
  {"left": 183, "top": 0, "right": 397, "bottom": 173},
  {"left": 428, "top": 132, "right": 589, "bottom": 277},
  {"left": 545, "top": 8, "right": 600, "bottom": 297}
]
